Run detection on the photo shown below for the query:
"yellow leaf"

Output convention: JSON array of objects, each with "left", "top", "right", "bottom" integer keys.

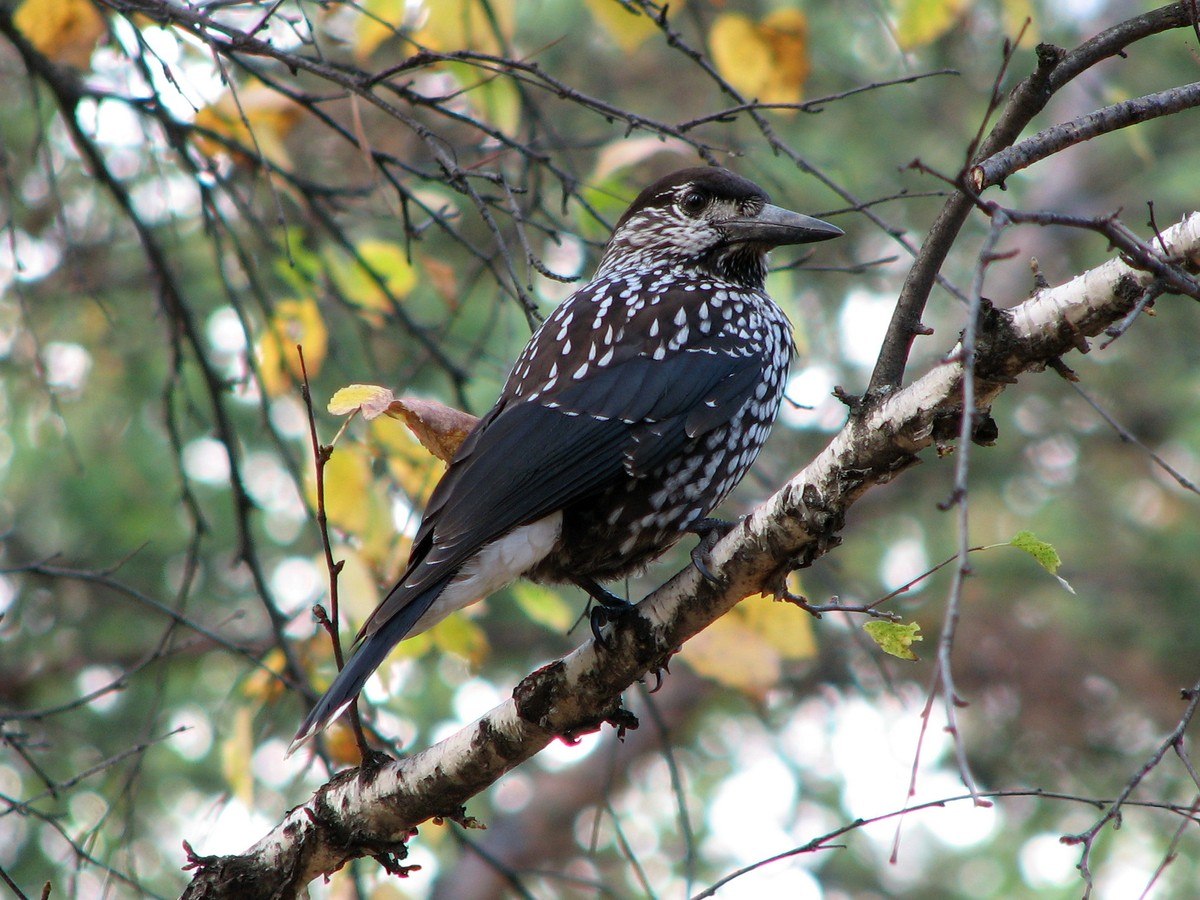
[
  {"left": 894, "top": 0, "right": 968, "bottom": 50},
  {"left": 14, "top": 0, "right": 104, "bottom": 69},
  {"left": 354, "top": 0, "right": 412, "bottom": 60},
  {"left": 739, "top": 591, "right": 817, "bottom": 661},
  {"left": 242, "top": 648, "right": 289, "bottom": 704},
  {"left": 683, "top": 614, "right": 782, "bottom": 695},
  {"left": 1001, "top": 0, "right": 1038, "bottom": 44},
  {"left": 193, "top": 82, "right": 302, "bottom": 170},
  {"left": 447, "top": 61, "right": 522, "bottom": 135},
  {"left": 709, "top": 10, "right": 809, "bottom": 108},
  {"left": 371, "top": 416, "right": 446, "bottom": 507},
  {"left": 392, "top": 627, "right": 433, "bottom": 660},
  {"left": 329, "top": 384, "right": 396, "bottom": 419},
  {"left": 681, "top": 594, "right": 816, "bottom": 696},
  {"left": 330, "top": 239, "right": 418, "bottom": 315},
  {"left": 332, "top": 545, "right": 385, "bottom": 626},
  {"left": 430, "top": 613, "right": 489, "bottom": 668},
  {"left": 863, "top": 620, "right": 923, "bottom": 660},
  {"left": 416, "top": 0, "right": 515, "bottom": 55},
  {"left": 324, "top": 720, "right": 364, "bottom": 766},
  {"left": 311, "top": 443, "right": 373, "bottom": 535},
  {"left": 220, "top": 707, "right": 255, "bottom": 806},
  {"left": 256, "top": 298, "right": 327, "bottom": 397},
  {"left": 585, "top": 0, "right": 658, "bottom": 52},
  {"left": 758, "top": 10, "right": 810, "bottom": 106}
]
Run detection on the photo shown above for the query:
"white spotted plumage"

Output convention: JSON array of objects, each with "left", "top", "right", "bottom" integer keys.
[{"left": 292, "top": 167, "right": 841, "bottom": 749}]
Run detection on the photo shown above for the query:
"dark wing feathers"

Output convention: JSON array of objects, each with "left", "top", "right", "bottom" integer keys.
[
  {"left": 362, "top": 288, "right": 765, "bottom": 638},
  {"left": 431, "top": 407, "right": 628, "bottom": 541},
  {"left": 684, "top": 361, "right": 762, "bottom": 438},
  {"left": 582, "top": 351, "right": 757, "bottom": 474},
  {"left": 360, "top": 407, "right": 627, "bottom": 638},
  {"left": 433, "top": 346, "right": 755, "bottom": 547}
]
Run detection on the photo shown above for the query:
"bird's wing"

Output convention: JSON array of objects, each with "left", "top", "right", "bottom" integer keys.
[
  {"left": 360, "top": 289, "right": 769, "bottom": 639},
  {"left": 297, "top": 330, "right": 763, "bottom": 745}
]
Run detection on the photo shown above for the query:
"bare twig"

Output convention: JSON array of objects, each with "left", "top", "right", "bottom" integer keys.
[
  {"left": 692, "top": 786, "right": 1200, "bottom": 899},
  {"left": 296, "top": 346, "right": 373, "bottom": 760},
  {"left": 1068, "top": 382, "right": 1200, "bottom": 496},
  {"left": 935, "top": 211, "right": 1012, "bottom": 805},
  {"left": 971, "top": 81, "right": 1200, "bottom": 189},
  {"left": 1062, "top": 676, "right": 1200, "bottom": 897},
  {"left": 867, "top": 2, "right": 1200, "bottom": 398}
]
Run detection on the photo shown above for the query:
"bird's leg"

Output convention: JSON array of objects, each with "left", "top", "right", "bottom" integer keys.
[
  {"left": 573, "top": 576, "right": 633, "bottom": 647},
  {"left": 687, "top": 517, "right": 742, "bottom": 584}
]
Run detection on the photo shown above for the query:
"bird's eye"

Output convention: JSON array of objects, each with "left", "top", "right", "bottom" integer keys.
[{"left": 680, "top": 191, "right": 707, "bottom": 216}]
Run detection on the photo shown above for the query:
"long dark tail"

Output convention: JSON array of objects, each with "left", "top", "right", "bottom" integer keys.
[{"left": 289, "top": 577, "right": 450, "bottom": 752}]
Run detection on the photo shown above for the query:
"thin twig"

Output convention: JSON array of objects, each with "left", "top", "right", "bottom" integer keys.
[
  {"left": 971, "top": 81, "right": 1200, "bottom": 189},
  {"left": 933, "top": 210, "right": 1012, "bottom": 806},
  {"left": 297, "top": 346, "right": 372, "bottom": 760},
  {"left": 1062, "top": 675, "right": 1200, "bottom": 898},
  {"left": 1068, "top": 381, "right": 1200, "bottom": 496},
  {"left": 692, "top": 786, "right": 1200, "bottom": 899}
]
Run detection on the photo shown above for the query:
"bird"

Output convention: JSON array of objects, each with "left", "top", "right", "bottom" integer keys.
[{"left": 292, "top": 166, "right": 842, "bottom": 749}]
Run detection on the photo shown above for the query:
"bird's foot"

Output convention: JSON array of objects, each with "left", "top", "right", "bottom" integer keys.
[
  {"left": 643, "top": 654, "right": 676, "bottom": 693},
  {"left": 574, "top": 576, "right": 634, "bottom": 648},
  {"left": 588, "top": 596, "right": 635, "bottom": 647},
  {"left": 688, "top": 517, "right": 742, "bottom": 584}
]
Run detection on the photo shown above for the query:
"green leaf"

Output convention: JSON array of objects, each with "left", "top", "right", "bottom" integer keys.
[
  {"left": 864, "top": 620, "right": 923, "bottom": 660},
  {"left": 1009, "top": 530, "right": 1075, "bottom": 594},
  {"left": 1009, "top": 530, "right": 1062, "bottom": 575},
  {"left": 511, "top": 582, "right": 575, "bottom": 632}
]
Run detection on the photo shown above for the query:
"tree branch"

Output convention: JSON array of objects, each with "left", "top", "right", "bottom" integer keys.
[
  {"left": 971, "top": 81, "right": 1200, "bottom": 190},
  {"left": 182, "top": 212, "right": 1200, "bottom": 897},
  {"left": 865, "top": 1, "right": 1199, "bottom": 399}
]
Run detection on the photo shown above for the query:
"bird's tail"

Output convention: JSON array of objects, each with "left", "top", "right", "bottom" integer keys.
[{"left": 288, "top": 577, "right": 450, "bottom": 753}]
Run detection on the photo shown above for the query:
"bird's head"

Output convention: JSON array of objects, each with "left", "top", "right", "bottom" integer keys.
[{"left": 596, "top": 167, "right": 842, "bottom": 287}]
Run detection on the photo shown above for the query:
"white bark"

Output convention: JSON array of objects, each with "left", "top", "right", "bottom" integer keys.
[{"left": 182, "top": 212, "right": 1200, "bottom": 899}]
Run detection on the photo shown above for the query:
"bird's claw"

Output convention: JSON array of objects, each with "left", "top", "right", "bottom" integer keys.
[
  {"left": 688, "top": 517, "right": 740, "bottom": 585},
  {"left": 647, "top": 658, "right": 672, "bottom": 693},
  {"left": 690, "top": 542, "right": 720, "bottom": 584},
  {"left": 589, "top": 597, "right": 634, "bottom": 648},
  {"left": 575, "top": 575, "right": 634, "bottom": 648}
]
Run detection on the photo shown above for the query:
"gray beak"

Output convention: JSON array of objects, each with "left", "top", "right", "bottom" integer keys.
[{"left": 723, "top": 203, "right": 843, "bottom": 247}]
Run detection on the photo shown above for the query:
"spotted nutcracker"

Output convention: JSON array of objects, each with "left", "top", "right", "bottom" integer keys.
[{"left": 293, "top": 167, "right": 842, "bottom": 747}]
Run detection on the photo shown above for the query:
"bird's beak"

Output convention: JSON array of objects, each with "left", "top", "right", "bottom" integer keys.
[{"left": 723, "top": 204, "right": 843, "bottom": 247}]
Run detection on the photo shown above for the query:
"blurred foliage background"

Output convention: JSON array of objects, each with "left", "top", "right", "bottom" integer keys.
[{"left": 1, "top": 0, "right": 1199, "bottom": 897}]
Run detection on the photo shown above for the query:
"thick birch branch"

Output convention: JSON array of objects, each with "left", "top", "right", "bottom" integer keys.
[{"left": 181, "top": 213, "right": 1200, "bottom": 899}]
